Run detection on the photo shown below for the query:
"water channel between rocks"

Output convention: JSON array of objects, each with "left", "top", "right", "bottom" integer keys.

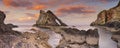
[{"left": 13, "top": 25, "right": 117, "bottom": 48}]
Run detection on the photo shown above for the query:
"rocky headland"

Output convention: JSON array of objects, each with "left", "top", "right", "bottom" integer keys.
[{"left": 91, "top": 1, "right": 120, "bottom": 48}]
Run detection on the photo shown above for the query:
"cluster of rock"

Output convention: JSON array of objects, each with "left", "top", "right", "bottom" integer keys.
[
  {"left": 54, "top": 28, "right": 99, "bottom": 48},
  {"left": 34, "top": 10, "right": 99, "bottom": 48},
  {"left": 91, "top": 1, "right": 120, "bottom": 48},
  {"left": 0, "top": 11, "right": 51, "bottom": 48}
]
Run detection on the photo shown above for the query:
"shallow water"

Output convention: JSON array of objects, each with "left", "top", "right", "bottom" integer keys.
[
  {"left": 98, "top": 28, "right": 117, "bottom": 48},
  {"left": 13, "top": 25, "right": 117, "bottom": 48}
]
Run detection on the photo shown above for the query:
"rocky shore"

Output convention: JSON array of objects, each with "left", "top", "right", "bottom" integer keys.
[{"left": 34, "top": 10, "right": 99, "bottom": 48}]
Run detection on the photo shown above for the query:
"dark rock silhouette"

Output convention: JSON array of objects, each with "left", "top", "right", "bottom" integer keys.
[
  {"left": 6, "top": 23, "right": 18, "bottom": 28},
  {"left": 0, "top": 11, "right": 11, "bottom": 32},
  {"left": 35, "top": 10, "right": 67, "bottom": 26},
  {"left": 0, "top": 11, "right": 6, "bottom": 24}
]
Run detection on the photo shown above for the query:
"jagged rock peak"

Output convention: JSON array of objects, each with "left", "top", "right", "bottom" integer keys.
[
  {"left": 47, "top": 10, "right": 52, "bottom": 13},
  {"left": 35, "top": 10, "right": 67, "bottom": 26},
  {"left": 40, "top": 10, "right": 45, "bottom": 13}
]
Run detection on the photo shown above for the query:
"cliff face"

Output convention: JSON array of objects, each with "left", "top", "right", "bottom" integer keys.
[
  {"left": 91, "top": 1, "right": 120, "bottom": 27},
  {"left": 35, "top": 10, "right": 67, "bottom": 26}
]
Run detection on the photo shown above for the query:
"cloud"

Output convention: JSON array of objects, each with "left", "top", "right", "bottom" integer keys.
[
  {"left": 99, "top": 0, "right": 118, "bottom": 3},
  {"left": 2, "top": 0, "right": 47, "bottom": 10},
  {"left": 2, "top": 0, "right": 86, "bottom": 10},
  {"left": 27, "top": 5, "right": 46, "bottom": 10},
  {"left": 56, "top": 5, "right": 96, "bottom": 14},
  {"left": 3, "top": 0, "right": 32, "bottom": 7},
  {"left": 17, "top": 13, "right": 39, "bottom": 22},
  {"left": 25, "top": 13, "right": 39, "bottom": 18}
]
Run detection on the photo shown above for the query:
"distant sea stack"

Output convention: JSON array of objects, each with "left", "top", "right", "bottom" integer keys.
[
  {"left": 91, "top": 1, "right": 120, "bottom": 29},
  {"left": 34, "top": 10, "right": 67, "bottom": 27}
]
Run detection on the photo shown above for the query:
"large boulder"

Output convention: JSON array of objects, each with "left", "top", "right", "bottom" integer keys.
[{"left": 35, "top": 10, "right": 67, "bottom": 26}]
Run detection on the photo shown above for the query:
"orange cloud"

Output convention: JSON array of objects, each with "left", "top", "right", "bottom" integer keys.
[
  {"left": 18, "top": 17, "right": 33, "bottom": 21},
  {"left": 18, "top": 13, "right": 40, "bottom": 22},
  {"left": 56, "top": 5, "right": 96, "bottom": 14},
  {"left": 3, "top": 0, "right": 12, "bottom": 6},
  {"left": 28, "top": 5, "right": 46, "bottom": 10}
]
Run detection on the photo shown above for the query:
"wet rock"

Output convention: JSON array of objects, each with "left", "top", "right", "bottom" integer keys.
[
  {"left": 34, "top": 10, "right": 67, "bottom": 26},
  {"left": 112, "top": 32, "right": 120, "bottom": 48}
]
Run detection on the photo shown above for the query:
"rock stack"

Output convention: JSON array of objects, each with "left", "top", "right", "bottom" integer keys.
[{"left": 35, "top": 10, "right": 67, "bottom": 27}]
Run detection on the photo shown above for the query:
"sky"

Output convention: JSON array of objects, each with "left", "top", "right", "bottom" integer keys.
[{"left": 0, "top": 0, "right": 119, "bottom": 25}]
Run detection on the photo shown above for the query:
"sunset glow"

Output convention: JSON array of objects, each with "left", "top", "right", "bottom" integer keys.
[{"left": 0, "top": 0, "right": 119, "bottom": 25}]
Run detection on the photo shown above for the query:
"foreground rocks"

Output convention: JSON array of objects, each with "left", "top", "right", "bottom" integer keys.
[
  {"left": 54, "top": 28, "right": 99, "bottom": 48},
  {"left": 0, "top": 31, "right": 51, "bottom": 48},
  {"left": 0, "top": 11, "right": 51, "bottom": 48},
  {"left": 112, "top": 32, "right": 120, "bottom": 48}
]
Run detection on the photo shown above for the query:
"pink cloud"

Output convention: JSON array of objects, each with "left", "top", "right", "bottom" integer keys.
[{"left": 56, "top": 5, "right": 96, "bottom": 14}]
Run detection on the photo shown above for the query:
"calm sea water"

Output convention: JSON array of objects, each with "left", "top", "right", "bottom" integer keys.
[{"left": 13, "top": 25, "right": 117, "bottom": 48}]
